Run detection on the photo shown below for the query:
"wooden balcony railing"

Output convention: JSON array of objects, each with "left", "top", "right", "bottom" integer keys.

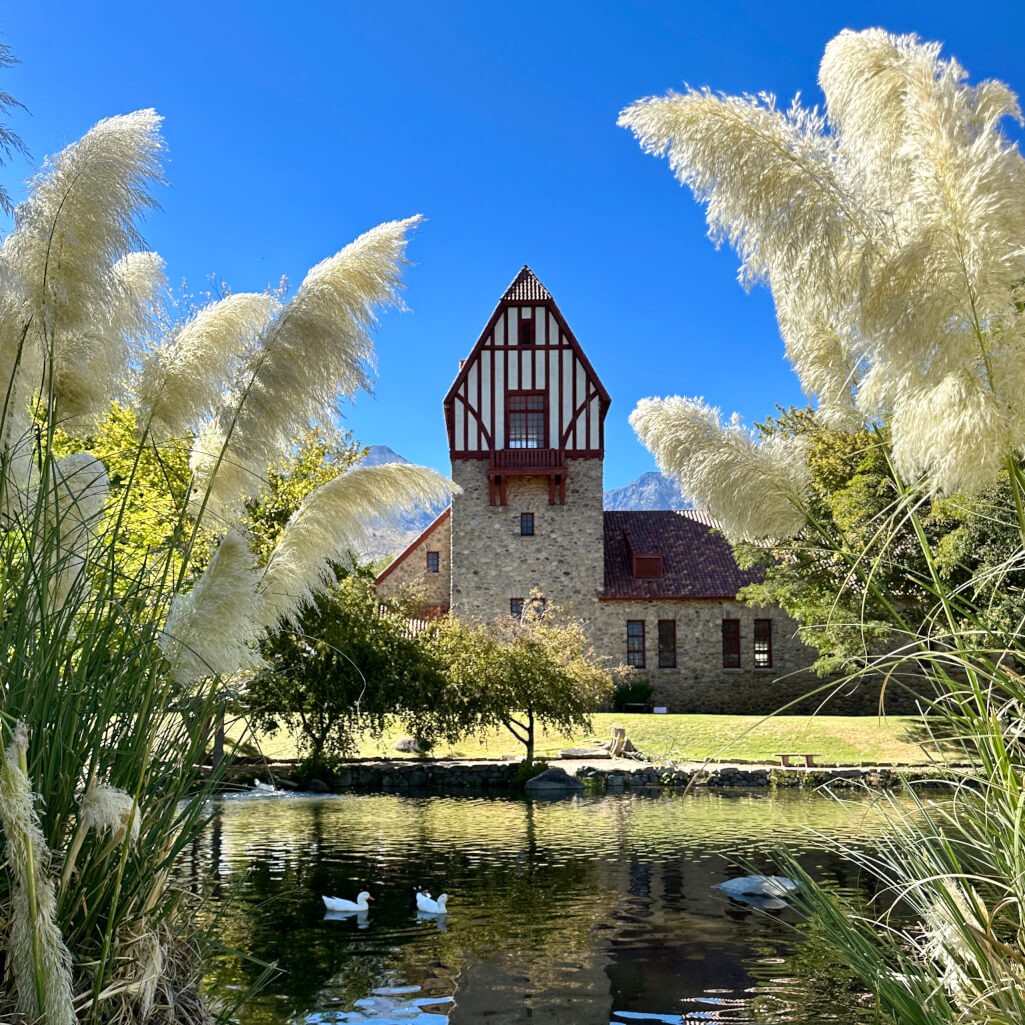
[
  {"left": 488, "top": 448, "right": 567, "bottom": 505},
  {"left": 490, "top": 447, "right": 565, "bottom": 471}
]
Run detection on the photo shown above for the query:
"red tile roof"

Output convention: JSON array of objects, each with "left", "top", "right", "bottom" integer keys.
[
  {"left": 502, "top": 266, "right": 553, "bottom": 302},
  {"left": 602, "top": 510, "right": 763, "bottom": 600}
]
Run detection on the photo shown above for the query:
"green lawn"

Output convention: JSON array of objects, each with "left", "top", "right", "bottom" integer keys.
[{"left": 232, "top": 712, "right": 949, "bottom": 766}]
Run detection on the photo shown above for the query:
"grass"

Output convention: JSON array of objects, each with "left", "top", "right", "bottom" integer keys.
[{"left": 232, "top": 712, "right": 945, "bottom": 766}]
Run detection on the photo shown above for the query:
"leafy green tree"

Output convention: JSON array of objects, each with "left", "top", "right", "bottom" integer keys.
[
  {"left": 431, "top": 600, "right": 616, "bottom": 766},
  {"left": 245, "top": 573, "right": 450, "bottom": 769}
]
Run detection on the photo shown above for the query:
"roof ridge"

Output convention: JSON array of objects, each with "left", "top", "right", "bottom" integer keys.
[{"left": 502, "top": 265, "right": 552, "bottom": 302}]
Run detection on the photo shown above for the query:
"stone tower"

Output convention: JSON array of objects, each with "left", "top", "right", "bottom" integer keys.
[{"left": 444, "top": 267, "right": 610, "bottom": 622}]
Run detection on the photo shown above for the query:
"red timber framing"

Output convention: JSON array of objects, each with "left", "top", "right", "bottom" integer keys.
[{"left": 443, "top": 267, "right": 610, "bottom": 506}]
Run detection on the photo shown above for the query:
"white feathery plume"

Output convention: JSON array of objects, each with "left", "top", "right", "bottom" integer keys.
[
  {"left": 49, "top": 251, "right": 167, "bottom": 427},
  {"left": 190, "top": 215, "right": 423, "bottom": 517},
  {"left": 136, "top": 291, "right": 281, "bottom": 439},
  {"left": 259, "top": 462, "right": 453, "bottom": 629},
  {"left": 622, "top": 30, "right": 1025, "bottom": 495},
  {"left": 160, "top": 529, "right": 265, "bottom": 684},
  {"left": 619, "top": 86, "right": 871, "bottom": 421},
  {"left": 630, "top": 396, "right": 810, "bottom": 541},
  {"left": 0, "top": 723, "right": 76, "bottom": 1025},
  {"left": 0, "top": 110, "right": 164, "bottom": 429},
  {"left": 79, "top": 782, "right": 140, "bottom": 846}
]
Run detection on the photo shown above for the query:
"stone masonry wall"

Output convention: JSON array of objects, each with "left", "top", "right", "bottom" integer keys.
[
  {"left": 591, "top": 598, "right": 921, "bottom": 714},
  {"left": 375, "top": 513, "right": 452, "bottom": 609},
  {"left": 450, "top": 457, "right": 604, "bottom": 623}
]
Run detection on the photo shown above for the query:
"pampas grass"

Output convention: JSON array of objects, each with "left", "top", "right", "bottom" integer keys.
[
  {"left": 620, "top": 27, "right": 1025, "bottom": 498},
  {"left": 190, "top": 216, "right": 423, "bottom": 518},
  {"left": 624, "top": 28, "right": 1025, "bottom": 1024},
  {"left": 0, "top": 99, "right": 443, "bottom": 1025},
  {"left": 259, "top": 462, "right": 453, "bottom": 629},
  {"left": 630, "top": 395, "right": 809, "bottom": 540}
]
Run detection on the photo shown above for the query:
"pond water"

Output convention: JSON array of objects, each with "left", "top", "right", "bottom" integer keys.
[{"left": 184, "top": 789, "right": 894, "bottom": 1025}]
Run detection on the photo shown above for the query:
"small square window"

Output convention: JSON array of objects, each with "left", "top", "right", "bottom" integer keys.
[
  {"left": 426, "top": 551, "right": 439, "bottom": 573},
  {"left": 510, "top": 598, "right": 524, "bottom": 619},
  {"left": 627, "top": 620, "right": 645, "bottom": 668},
  {"left": 520, "top": 512, "right": 534, "bottom": 536}
]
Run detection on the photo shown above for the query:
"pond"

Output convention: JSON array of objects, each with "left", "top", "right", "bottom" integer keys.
[{"left": 184, "top": 789, "right": 896, "bottom": 1025}]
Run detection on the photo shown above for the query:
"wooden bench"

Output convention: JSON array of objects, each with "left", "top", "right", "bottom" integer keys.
[{"left": 773, "top": 753, "right": 820, "bottom": 767}]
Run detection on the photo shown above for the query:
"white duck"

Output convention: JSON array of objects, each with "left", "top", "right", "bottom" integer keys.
[
  {"left": 415, "top": 890, "right": 449, "bottom": 914},
  {"left": 252, "top": 778, "right": 275, "bottom": 793},
  {"left": 322, "top": 891, "right": 374, "bottom": 912}
]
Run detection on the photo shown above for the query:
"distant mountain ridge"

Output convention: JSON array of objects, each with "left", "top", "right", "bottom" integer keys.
[{"left": 603, "top": 471, "right": 691, "bottom": 511}]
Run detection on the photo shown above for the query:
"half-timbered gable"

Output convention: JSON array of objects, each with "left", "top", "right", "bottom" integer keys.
[
  {"left": 448, "top": 268, "right": 608, "bottom": 621},
  {"left": 444, "top": 266, "right": 610, "bottom": 506}
]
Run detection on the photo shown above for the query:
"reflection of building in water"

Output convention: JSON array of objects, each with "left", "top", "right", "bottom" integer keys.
[{"left": 190, "top": 793, "right": 887, "bottom": 1024}]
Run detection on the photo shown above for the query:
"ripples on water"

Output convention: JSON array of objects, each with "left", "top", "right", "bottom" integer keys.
[{"left": 182, "top": 789, "right": 894, "bottom": 1025}]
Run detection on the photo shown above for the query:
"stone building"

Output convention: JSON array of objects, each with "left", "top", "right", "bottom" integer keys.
[{"left": 376, "top": 268, "right": 874, "bottom": 713}]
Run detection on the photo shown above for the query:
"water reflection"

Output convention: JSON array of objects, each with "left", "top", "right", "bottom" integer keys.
[{"left": 185, "top": 790, "right": 893, "bottom": 1024}]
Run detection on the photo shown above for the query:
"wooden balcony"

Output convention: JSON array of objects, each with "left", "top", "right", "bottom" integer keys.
[{"left": 488, "top": 448, "right": 567, "bottom": 505}]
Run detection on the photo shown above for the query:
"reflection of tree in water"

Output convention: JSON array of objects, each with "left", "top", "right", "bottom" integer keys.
[{"left": 182, "top": 791, "right": 914, "bottom": 1025}]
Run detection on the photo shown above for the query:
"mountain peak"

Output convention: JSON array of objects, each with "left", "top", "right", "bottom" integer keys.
[{"left": 603, "top": 471, "right": 691, "bottom": 511}]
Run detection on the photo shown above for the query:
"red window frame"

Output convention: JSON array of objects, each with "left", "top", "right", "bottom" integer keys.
[
  {"left": 754, "top": 619, "right": 773, "bottom": 668},
  {"left": 520, "top": 512, "right": 535, "bottom": 536},
  {"left": 722, "top": 618, "right": 741, "bottom": 668},
  {"left": 627, "top": 620, "right": 645, "bottom": 668},
  {"left": 658, "top": 619, "right": 677, "bottom": 668},
  {"left": 426, "top": 551, "right": 439, "bottom": 573},
  {"left": 507, "top": 391, "right": 546, "bottom": 449}
]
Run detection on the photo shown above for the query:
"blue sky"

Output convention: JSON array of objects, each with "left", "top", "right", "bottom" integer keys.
[{"left": 2, "top": 1, "right": 1023, "bottom": 490}]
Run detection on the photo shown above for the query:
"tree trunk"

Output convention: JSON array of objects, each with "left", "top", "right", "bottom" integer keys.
[{"left": 525, "top": 709, "right": 535, "bottom": 767}]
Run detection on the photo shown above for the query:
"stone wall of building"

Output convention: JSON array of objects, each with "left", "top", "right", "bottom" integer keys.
[
  {"left": 374, "top": 512, "right": 452, "bottom": 610},
  {"left": 450, "top": 457, "right": 604, "bottom": 623},
  {"left": 591, "top": 597, "right": 922, "bottom": 714}
]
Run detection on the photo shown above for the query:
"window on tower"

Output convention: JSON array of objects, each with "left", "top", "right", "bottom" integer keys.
[
  {"left": 518, "top": 316, "right": 535, "bottom": 346},
  {"left": 507, "top": 392, "right": 546, "bottom": 449}
]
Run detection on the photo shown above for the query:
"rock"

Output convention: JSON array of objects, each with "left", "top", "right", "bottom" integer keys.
[
  {"left": 524, "top": 767, "right": 585, "bottom": 792},
  {"left": 307, "top": 778, "right": 330, "bottom": 793},
  {"left": 558, "top": 747, "right": 610, "bottom": 759},
  {"left": 394, "top": 736, "right": 425, "bottom": 753}
]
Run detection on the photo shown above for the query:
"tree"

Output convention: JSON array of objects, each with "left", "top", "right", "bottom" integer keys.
[
  {"left": 432, "top": 599, "right": 616, "bottom": 766},
  {"left": 622, "top": 28, "right": 1025, "bottom": 1024},
  {"left": 245, "top": 572, "right": 450, "bottom": 769}
]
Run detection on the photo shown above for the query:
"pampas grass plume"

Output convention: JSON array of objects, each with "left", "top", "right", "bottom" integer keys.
[
  {"left": 260, "top": 462, "right": 453, "bottom": 629},
  {"left": 191, "top": 216, "right": 423, "bottom": 517},
  {"left": 137, "top": 291, "right": 281, "bottom": 439},
  {"left": 160, "top": 529, "right": 264, "bottom": 683},
  {"left": 630, "top": 396, "right": 809, "bottom": 541},
  {"left": 0, "top": 724, "right": 75, "bottom": 1025},
  {"left": 80, "top": 782, "right": 140, "bottom": 846}
]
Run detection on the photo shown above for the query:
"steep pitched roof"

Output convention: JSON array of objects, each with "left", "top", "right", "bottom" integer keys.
[
  {"left": 602, "top": 510, "right": 763, "bottom": 600},
  {"left": 373, "top": 507, "right": 451, "bottom": 588},
  {"left": 502, "top": 265, "right": 553, "bottom": 302}
]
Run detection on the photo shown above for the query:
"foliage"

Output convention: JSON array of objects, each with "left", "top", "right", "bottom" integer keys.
[
  {"left": 624, "top": 27, "right": 1025, "bottom": 1023},
  {"left": 609, "top": 675, "right": 653, "bottom": 712},
  {"left": 245, "top": 573, "right": 451, "bottom": 770},
  {"left": 430, "top": 599, "right": 616, "bottom": 766},
  {"left": 0, "top": 96, "right": 446, "bottom": 1025}
]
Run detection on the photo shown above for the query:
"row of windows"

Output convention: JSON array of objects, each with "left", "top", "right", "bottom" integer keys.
[{"left": 625, "top": 618, "right": 774, "bottom": 670}]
